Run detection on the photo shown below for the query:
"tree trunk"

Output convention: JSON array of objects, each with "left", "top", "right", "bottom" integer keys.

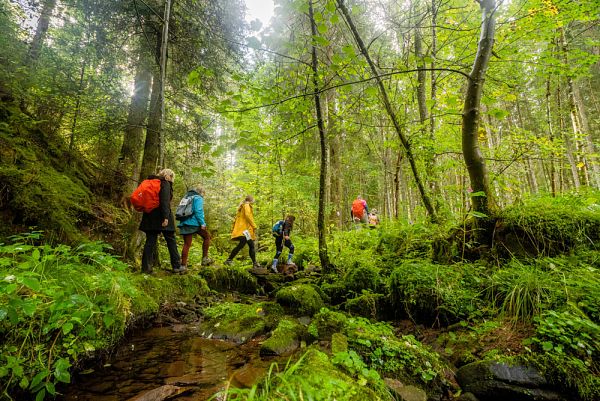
[
  {"left": 68, "top": 59, "right": 87, "bottom": 156},
  {"left": 556, "top": 79, "right": 580, "bottom": 189},
  {"left": 309, "top": 0, "right": 330, "bottom": 271},
  {"left": 119, "top": 48, "right": 152, "bottom": 195},
  {"left": 140, "top": 29, "right": 163, "bottom": 181},
  {"left": 28, "top": 0, "right": 57, "bottom": 63},
  {"left": 461, "top": 0, "right": 496, "bottom": 217},
  {"left": 545, "top": 78, "right": 557, "bottom": 196},
  {"left": 336, "top": 0, "right": 438, "bottom": 223},
  {"left": 573, "top": 81, "right": 600, "bottom": 188}
]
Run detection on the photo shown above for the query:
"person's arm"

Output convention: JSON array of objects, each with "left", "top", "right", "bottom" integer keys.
[
  {"left": 159, "top": 180, "right": 171, "bottom": 226},
  {"left": 363, "top": 200, "right": 369, "bottom": 214},
  {"left": 194, "top": 196, "right": 206, "bottom": 227}
]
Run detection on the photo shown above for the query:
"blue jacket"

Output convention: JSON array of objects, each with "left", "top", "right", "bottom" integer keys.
[{"left": 177, "top": 190, "right": 206, "bottom": 231}]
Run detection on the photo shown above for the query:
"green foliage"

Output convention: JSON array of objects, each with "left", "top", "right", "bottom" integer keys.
[
  {"left": 218, "top": 348, "right": 393, "bottom": 401},
  {"left": 488, "top": 260, "right": 560, "bottom": 323},
  {"left": 343, "top": 265, "right": 382, "bottom": 295},
  {"left": 343, "top": 317, "right": 446, "bottom": 387},
  {"left": 344, "top": 291, "right": 384, "bottom": 319},
  {"left": 0, "top": 233, "right": 208, "bottom": 400},
  {"left": 526, "top": 310, "right": 600, "bottom": 401},
  {"left": 308, "top": 308, "right": 348, "bottom": 340},
  {"left": 388, "top": 261, "right": 486, "bottom": 324},
  {"left": 332, "top": 350, "right": 382, "bottom": 387}
]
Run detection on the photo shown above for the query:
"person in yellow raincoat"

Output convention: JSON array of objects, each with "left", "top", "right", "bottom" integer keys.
[{"left": 224, "top": 195, "right": 260, "bottom": 267}]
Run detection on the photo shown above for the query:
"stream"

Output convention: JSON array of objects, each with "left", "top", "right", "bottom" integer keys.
[{"left": 59, "top": 323, "right": 281, "bottom": 401}]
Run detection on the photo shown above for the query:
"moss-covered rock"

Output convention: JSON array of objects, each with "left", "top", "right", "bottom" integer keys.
[
  {"left": 243, "top": 348, "right": 393, "bottom": 400},
  {"left": 494, "top": 194, "right": 600, "bottom": 257},
  {"left": 200, "top": 302, "right": 283, "bottom": 343},
  {"left": 344, "top": 292, "right": 384, "bottom": 319},
  {"left": 260, "top": 317, "right": 306, "bottom": 356},
  {"left": 343, "top": 264, "right": 382, "bottom": 295},
  {"left": 275, "top": 284, "right": 324, "bottom": 316},
  {"left": 198, "top": 265, "right": 260, "bottom": 294},
  {"left": 388, "top": 261, "right": 485, "bottom": 324},
  {"left": 308, "top": 308, "right": 348, "bottom": 340}
]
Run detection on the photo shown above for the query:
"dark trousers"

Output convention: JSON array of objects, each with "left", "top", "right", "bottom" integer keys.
[
  {"left": 181, "top": 228, "right": 211, "bottom": 266},
  {"left": 228, "top": 236, "right": 256, "bottom": 263},
  {"left": 142, "top": 230, "right": 180, "bottom": 272},
  {"left": 274, "top": 236, "right": 294, "bottom": 259}
]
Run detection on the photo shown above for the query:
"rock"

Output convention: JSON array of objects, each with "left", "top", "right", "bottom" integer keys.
[
  {"left": 232, "top": 364, "right": 266, "bottom": 388},
  {"left": 455, "top": 392, "right": 479, "bottom": 401},
  {"left": 456, "top": 361, "right": 568, "bottom": 401},
  {"left": 260, "top": 318, "right": 305, "bottom": 356},
  {"left": 384, "top": 378, "right": 427, "bottom": 401},
  {"left": 126, "top": 384, "right": 191, "bottom": 401},
  {"left": 275, "top": 284, "right": 324, "bottom": 316}
]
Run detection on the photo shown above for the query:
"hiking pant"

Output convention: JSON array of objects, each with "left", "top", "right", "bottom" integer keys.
[
  {"left": 228, "top": 236, "right": 256, "bottom": 263},
  {"left": 142, "top": 230, "right": 180, "bottom": 272},
  {"left": 181, "top": 227, "right": 211, "bottom": 266},
  {"left": 274, "top": 236, "right": 294, "bottom": 260}
]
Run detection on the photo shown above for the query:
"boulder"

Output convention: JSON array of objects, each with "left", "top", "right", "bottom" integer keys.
[
  {"left": 456, "top": 361, "right": 568, "bottom": 401},
  {"left": 275, "top": 284, "right": 324, "bottom": 316},
  {"left": 384, "top": 378, "right": 427, "bottom": 401},
  {"left": 260, "top": 318, "right": 305, "bottom": 356}
]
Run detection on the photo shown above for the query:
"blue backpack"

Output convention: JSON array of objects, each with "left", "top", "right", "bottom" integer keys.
[{"left": 272, "top": 220, "right": 284, "bottom": 236}]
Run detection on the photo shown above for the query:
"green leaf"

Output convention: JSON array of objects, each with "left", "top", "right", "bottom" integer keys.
[
  {"left": 19, "top": 276, "right": 40, "bottom": 292},
  {"left": 45, "top": 382, "right": 56, "bottom": 396},
  {"left": 62, "top": 322, "right": 74, "bottom": 335},
  {"left": 542, "top": 341, "right": 554, "bottom": 351},
  {"left": 30, "top": 369, "right": 50, "bottom": 390},
  {"left": 35, "top": 388, "right": 46, "bottom": 401},
  {"left": 317, "top": 24, "right": 328, "bottom": 34}
]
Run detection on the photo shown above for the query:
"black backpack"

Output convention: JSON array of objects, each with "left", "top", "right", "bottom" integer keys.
[{"left": 175, "top": 195, "right": 195, "bottom": 221}]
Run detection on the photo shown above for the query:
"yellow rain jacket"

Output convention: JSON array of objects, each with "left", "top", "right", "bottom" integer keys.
[{"left": 231, "top": 202, "right": 257, "bottom": 240}]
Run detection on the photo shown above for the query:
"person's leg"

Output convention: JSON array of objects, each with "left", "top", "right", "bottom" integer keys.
[
  {"left": 272, "top": 236, "right": 283, "bottom": 271},
  {"left": 247, "top": 239, "right": 257, "bottom": 265},
  {"left": 181, "top": 234, "right": 193, "bottom": 267},
  {"left": 198, "top": 227, "right": 211, "bottom": 260},
  {"left": 141, "top": 231, "right": 159, "bottom": 273},
  {"left": 285, "top": 239, "right": 295, "bottom": 264},
  {"left": 227, "top": 236, "right": 247, "bottom": 262},
  {"left": 162, "top": 230, "right": 181, "bottom": 270}
]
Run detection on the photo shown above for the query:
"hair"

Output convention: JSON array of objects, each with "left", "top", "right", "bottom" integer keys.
[
  {"left": 158, "top": 168, "right": 175, "bottom": 182},
  {"left": 357, "top": 195, "right": 362, "bottom": 200},
  {"left": 239, "top": 195, "right": 254, "bottom": 209},
  {"left": 285, "top": 215, "right": 296, "bottom": 223},
  {"left": 195, "top": 185, "right": 205, "bottom": 196}
]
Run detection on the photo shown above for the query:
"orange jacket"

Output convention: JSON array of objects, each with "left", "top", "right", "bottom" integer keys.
[{"left": 231, "top": 202, "right": 257, "bottom": 240}]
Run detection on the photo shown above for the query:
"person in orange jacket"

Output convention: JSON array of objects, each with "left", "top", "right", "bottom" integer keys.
[{"left": 224, "top": 195, "right": 259, "bottom": 268}]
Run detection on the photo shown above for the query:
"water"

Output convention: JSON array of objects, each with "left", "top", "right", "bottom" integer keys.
[{"left": 60, "top": 324, "right": 280, "bottom": 401}]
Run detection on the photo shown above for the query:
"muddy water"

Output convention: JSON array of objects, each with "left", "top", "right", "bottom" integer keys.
[{"left": 60, "top": 324, "right": 280, "bottom": 401}]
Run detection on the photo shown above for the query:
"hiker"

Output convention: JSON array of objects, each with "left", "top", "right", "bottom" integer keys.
[
  {"left": 225, "top": 195, "right": 259, "bottom": 268},
  {"left": 177, "top": 185, "right": 213, "bottom": 269},
  {"left": 271, "top": 215, "right": 295, "bottom": 273},
  {"left": 368, "top": 209, "right": 380, "bottom": 229},
  {"left": 351, "top": 195, "right": 369, "bottom": 225},
  {"left": 139, "top": 169, "right": 184, "bottom": 274}
]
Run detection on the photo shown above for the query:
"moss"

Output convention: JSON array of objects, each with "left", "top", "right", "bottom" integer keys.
[
  {"left": 260, "top": 317, "right": 306, "bottom": 356},
  {"left": 250, "top": 348, "right": 392, "bottom": 400},
  {"left": 494, "top": 193, "right": 600, "bottom": 257},
  {"left": 308, "top": 308, "right": 348, "bottom": 340},
  {"left": 275, "top": 283, "right": 324, "bottom": 316},
  {"left": 331, "top": 332, "right": 349, "bottom": 354},
  {"left": 198, "top": 265, "right": 260, "bottom": 294},
  {"left": 200, "top": 302, "right": 283, "bottom": 343},
  {"left": 388, "top": 260, "right": 485, "bottom": 325},
  {"left": 344, "top": 292, "right": 384, "bottom": 319},
  {"left": 343, "top": 264, "right": 381, "bottom": 295}
]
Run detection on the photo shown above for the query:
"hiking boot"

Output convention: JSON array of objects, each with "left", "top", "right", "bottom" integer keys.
[
  {"left": 253, "top": 262, "right": 261, "bottom": 269},
  {"left": 224, "top": 259, "right": 233, "bottom": 266},
  {"left": 271, "top": 265, "right": 279, "bottom": 273},
  {"left": 201, "top": 257, "right": 214, "bottom": 266},
  {"left": 173, "top": 265, "right": 187, "bottom": 274}
]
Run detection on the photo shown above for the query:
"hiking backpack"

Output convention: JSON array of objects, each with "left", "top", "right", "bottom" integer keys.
[
  {"left": 351, "top": 199, "right": 365, "bottom": 217},
  {"left": 175, "top": 195, "right": 196, "bottom": 221},
  {"left": 130, "top": 179, "right": 161, "bottom": 213},
  {"left": 272, "top": 220, "right": 284, "bottom": 236}
]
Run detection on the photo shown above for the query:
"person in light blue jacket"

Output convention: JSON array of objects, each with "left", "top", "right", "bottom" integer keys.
[{"left": 177, "top": 186, "right": 213, "bottom": 268}]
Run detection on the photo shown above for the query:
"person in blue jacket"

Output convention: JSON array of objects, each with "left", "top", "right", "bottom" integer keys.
[{"left": 177, "top": 186, "right": 213, "bottom": 268}]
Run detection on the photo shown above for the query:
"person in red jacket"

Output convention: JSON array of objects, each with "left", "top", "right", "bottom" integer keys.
[
  {"left": 139, "top": 169, "right": 184, "bottom": 274},
  {"left": 351, "top": 195, "right": 369, "bottom": 225}
]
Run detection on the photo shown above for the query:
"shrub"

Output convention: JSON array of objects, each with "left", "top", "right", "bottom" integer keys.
[{"left": 343, "top": 264, "right": 382, "bottom": 295}]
